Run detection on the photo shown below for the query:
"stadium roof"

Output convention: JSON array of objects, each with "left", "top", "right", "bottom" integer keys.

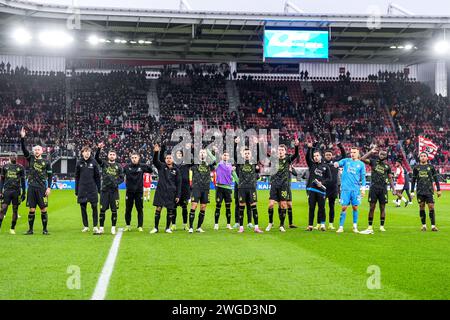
[{"left": 1, "top": 0, "right": 450, "bottom": 64}]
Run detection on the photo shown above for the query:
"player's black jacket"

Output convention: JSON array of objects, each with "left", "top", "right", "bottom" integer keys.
[
  {"left": 21, "top": 138, "right": 52, "bottom": 189},
  {"left": 75, "top": 157, "right": 101, "bottom": 201},
  {"left": 305, "top": 147, "right": 332, "bottom": 192},
  {"left": 123, "top": 163, "right": 153, "bottom": 193},
  {"left": 153, "top": 151, "right": 181, "bottom": 199},
  {"left": 323, "top": 143, "right": 346, "bottom": 195},
  {"left": 368, "top": 159, "right": 392, "bottom": 190},
  {"left": 411, "top": 163, "right": 440, "bottom": 195},
  {"left": 271, "top": 145, "right": 299, "bottom": 188},
  {"left": 0, "top": 163, "right": 26, "bottom": 193},
  {"left": 95, "top": 149, "right": 124, "bottom": 192}
]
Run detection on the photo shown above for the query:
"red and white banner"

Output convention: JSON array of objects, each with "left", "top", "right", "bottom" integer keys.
[{"left": 418, "top": 136, "right": 438, "bottom": 160}]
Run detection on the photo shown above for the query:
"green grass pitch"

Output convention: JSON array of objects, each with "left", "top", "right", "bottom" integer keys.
[{"left": 0, "top": 190, "right": 449, "bottom": 300}]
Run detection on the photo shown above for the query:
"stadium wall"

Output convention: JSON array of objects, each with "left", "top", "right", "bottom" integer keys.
[{"left": 0, "top": 54, "right": 65, "bottom": 72}]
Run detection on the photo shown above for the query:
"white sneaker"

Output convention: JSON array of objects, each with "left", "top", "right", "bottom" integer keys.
[
  {"left": 124, "top": 225, "right": 131, "bottom": 232},
  {"left": 150, "top": 228, "right": 159, "bottom": 234},
  {"left": 170, "top": 224, "right": 177, "bottom": 231},
  {"left": 138, "top": 227, "right": 144, "bottom": 232},
  {"left": 81, "top": 227, "right": 90, "bottom": 233},
  {"left": 188, "top": 228, "right": 194, "bottom": 233},
  {"left": 111, "top": 227, "right": 116, "bottom": 235},
  {"left": 352, "top": 227, "right": 360, "bottom": 234},
  {"left": 93, "top": 227, "right": 99, "bottom": 234},
  {"left": 379, "top": 226, "right": 386, "bottom": 232},
  {"left": 319, "top": 224, "right": 326, "bottom": 231},
  {"left": 313, "top": 224, "right": 320, "bottom": 230},
  {"left": 280, "top": 226, "right": 286, "bottom": 232},
  {"left": 336, "top": 227, "right": 344, "bottom": 233},
  {"left": 226, "top": 224, "right": 232, "bottom": 230},
  {"left": 328, "top": 224, "right": 335, "bottom": 230},
  {"left": 9, "top": 229, "right": 16, "bottom": 235},
  {"left": 360, "top": 228, "right": 374, "bottom": 235},
  {"left": 247, "top": 223, "right": 254, "bottom": 229},
  {"left": 214, "top": 224, "right": 219, "bottom": 231},
  {"left": 196, "top": 228, "right": 205, "bottom": 233},
  {"left": 183, "top": 224, "right": 188, "bottom": 231},
  {"left": 165, "top": 229, "right": 172, "bottom": 234},
  {"left": 98, "top": 227, "right": 104, "bottom": 234},
  {"left": 265, "top": 223, "right": 273, "bottom": 232}
]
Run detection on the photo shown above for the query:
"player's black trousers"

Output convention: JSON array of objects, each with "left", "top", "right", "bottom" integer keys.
[
  {"left": 308, "top": 191, "right": 326, "bottom": 226},
  {"left": 326, "top": 193, "right": 337, "bottom": 224},
  {"left": 80, "top": 202, "right": 98, "bottom": 228},
  {"left": 125, "top": 191, "right": 144, "bottom": 228}
]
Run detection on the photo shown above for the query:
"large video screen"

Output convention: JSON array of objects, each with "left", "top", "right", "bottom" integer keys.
[{"left": 263, "top": 28, "right": 329, "bottom": 60}]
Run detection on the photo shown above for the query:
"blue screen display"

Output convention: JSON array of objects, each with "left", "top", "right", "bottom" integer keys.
[{"left": 263, "top": 29, "right": 329, "bottom": 60}]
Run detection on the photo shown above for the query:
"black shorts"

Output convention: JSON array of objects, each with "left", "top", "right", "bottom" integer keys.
[
  {"left": 27, "top": 187, "right": 47, "bottom": 209},
  {"left": 3, "top": 190, "right": 20, "bottom": 206},
  {"left": 191, "top": 188, "right": 210, "bottom": 204},
  {"left": 417, "top": 194, "right": 434, "bottom": 204},
  {"left": 269, "top": 185, "right": 290, "bottom": 202},
  {"left": 368, "top": 188, "right": 388, "bottom": 204},
  {"left": 153, "top": 188, "right": 177, "bottom": 209},
  {"left": 100, "top": 190, "right": 120, "bottom": 212},
  {"left": 238, "top": 188, "right": 257, "bottom": 204},
  {"left": 216, "top": 186, "right": 232, "bottom": 204},
  {"left": 179, "top": 187, "right": 191, "bottom": 205}
]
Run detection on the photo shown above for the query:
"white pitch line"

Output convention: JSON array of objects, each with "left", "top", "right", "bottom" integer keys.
[{"left": 91, "top": 228, "right": 124, "bottom": 300}]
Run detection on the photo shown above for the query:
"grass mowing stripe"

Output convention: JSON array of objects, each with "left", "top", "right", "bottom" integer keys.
[{"left": 91, "top": 228, "right": 124, "bottom": 300}]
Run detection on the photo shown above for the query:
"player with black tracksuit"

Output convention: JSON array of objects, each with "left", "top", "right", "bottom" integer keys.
[
  {"left": 95, "top": 143, "right": 124, "bottom": 235},
  {"left": 0, "top": 153, "right": 26, "bottom": 234},
  {"left": 75, "top": 146, "right": 101, "bottom": 234},
  {"left": 411, "top": 152, "right": 441, "bottom": 232},
  {"left": 163, "top": 144, "right": 191, "bottom": 231},
  {"left": 20, "top": 128, "right": 53, "bottom": 235},
  {"left": 323, "top": 142, "right": 346, "bottom": 230},
  {"left": 305, "top": 143, "right": 332, "bottom": 231},
  {"left": 123, "top": 152, "right": 152, "bottom": 232},
  {"left": 150, "top": 145, "right": 181, "bottom": 234}
]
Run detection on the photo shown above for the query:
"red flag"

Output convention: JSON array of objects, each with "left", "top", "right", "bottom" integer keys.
[{"left": 418, "top": 136, "right": 438, "bottom": 160}]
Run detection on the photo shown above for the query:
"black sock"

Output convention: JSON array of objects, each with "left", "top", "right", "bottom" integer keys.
[
  {"left": 92, "top": 205, "right": 98, "bottom": 227},
  {"left": 0, "top": 218, "right": 3, "bottom": 229},
  {"left": 171, "top": 208, "right": 177, "bottom": 225},
  {"left": 380, "top": 218, "right": 385, "bottom": 226},
  {"left": 246, "top": 205, "right": 252, "bottom": 225},
  {"left": 239, "top": 205, "right": 245, "bottom": 226},
  {"left": 420, "top": 209, "right": 426, "bottom": 225},
  {"left": 197, "top": 210, "right": 205, "bottom": 229},
  {"left": 166, "top": 209, "right": 173, "bottom": 230},
  {"left": 28, "top": 213, "right": 35, "bottom": 231},
  {"left": 189, "top": 209, "right": 195, "bottom": 229},
  {"left": 111, "top": 211, "right": 117, "bottom": 227},
  {"left": 279, "top": 208, "right": 286, "bottom": 227},
  {"left": 429, "top": 209, "right": 436, "bottom": 225},
  {"left": 100, "top": 211, "right": 106, "bottom": 227},
  {"left": 41, "top": 212, "right": 48, "bottom": 230},
  {"left": 154, "top": 210, "right": 161, "bottom": 229},
  {"left": 225, "top": 203, "right": 231, "bottom": 224},
  {"left": 182, "top": 205, "right": 188, "bottom": 224},
  {"left": 368, "top": 214, "right": 374, "bottom": 226},
  {"left": 214, "top": 207, "right": 221, "bottom": 224},
  {"left": 251, "top": 205, "right": 258, "bottom": 226},
  {"left": 11, "top": 213, "right": 18, "bottom": 229},
  {"left": 268, "top": 208, "right": 274, "bottom": 224},
  {"left": 288, "top": 207, "right": 293, "bottom": 225}
]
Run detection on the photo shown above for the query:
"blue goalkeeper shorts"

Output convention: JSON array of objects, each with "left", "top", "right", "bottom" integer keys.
[{"left": 340, "top": 189, "right": 361, "bottom": 206}]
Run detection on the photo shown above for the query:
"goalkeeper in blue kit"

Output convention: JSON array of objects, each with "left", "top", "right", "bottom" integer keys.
[{"left": 334, "top": 147, "right": 366, "bottom": 233}]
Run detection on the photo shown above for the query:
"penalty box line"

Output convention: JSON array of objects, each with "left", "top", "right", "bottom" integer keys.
[{"left": 91, "top": 228, "right": 124, "bottom": 300}]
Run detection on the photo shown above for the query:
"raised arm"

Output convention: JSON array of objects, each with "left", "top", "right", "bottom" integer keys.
[
  {"left": 361, "top": 147, "right": 376, "bottom": 164},
  {"left": 95, "top": 142, "right": 105, "bottom": 167},
  {"left": 337, "top": 142, "right": 347, "bottom": 160},
  {"left": 152, "top": 144, "right": 162, "bottom": 170},
  {"left": 305, "top": 143, "right": 313, "bottom": 167},
  {"left": 20, "top": 128, "right": 31, "bottom": 160},
  {"left": 289, "top": 140, "right": 300, "bottom": 164}
]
